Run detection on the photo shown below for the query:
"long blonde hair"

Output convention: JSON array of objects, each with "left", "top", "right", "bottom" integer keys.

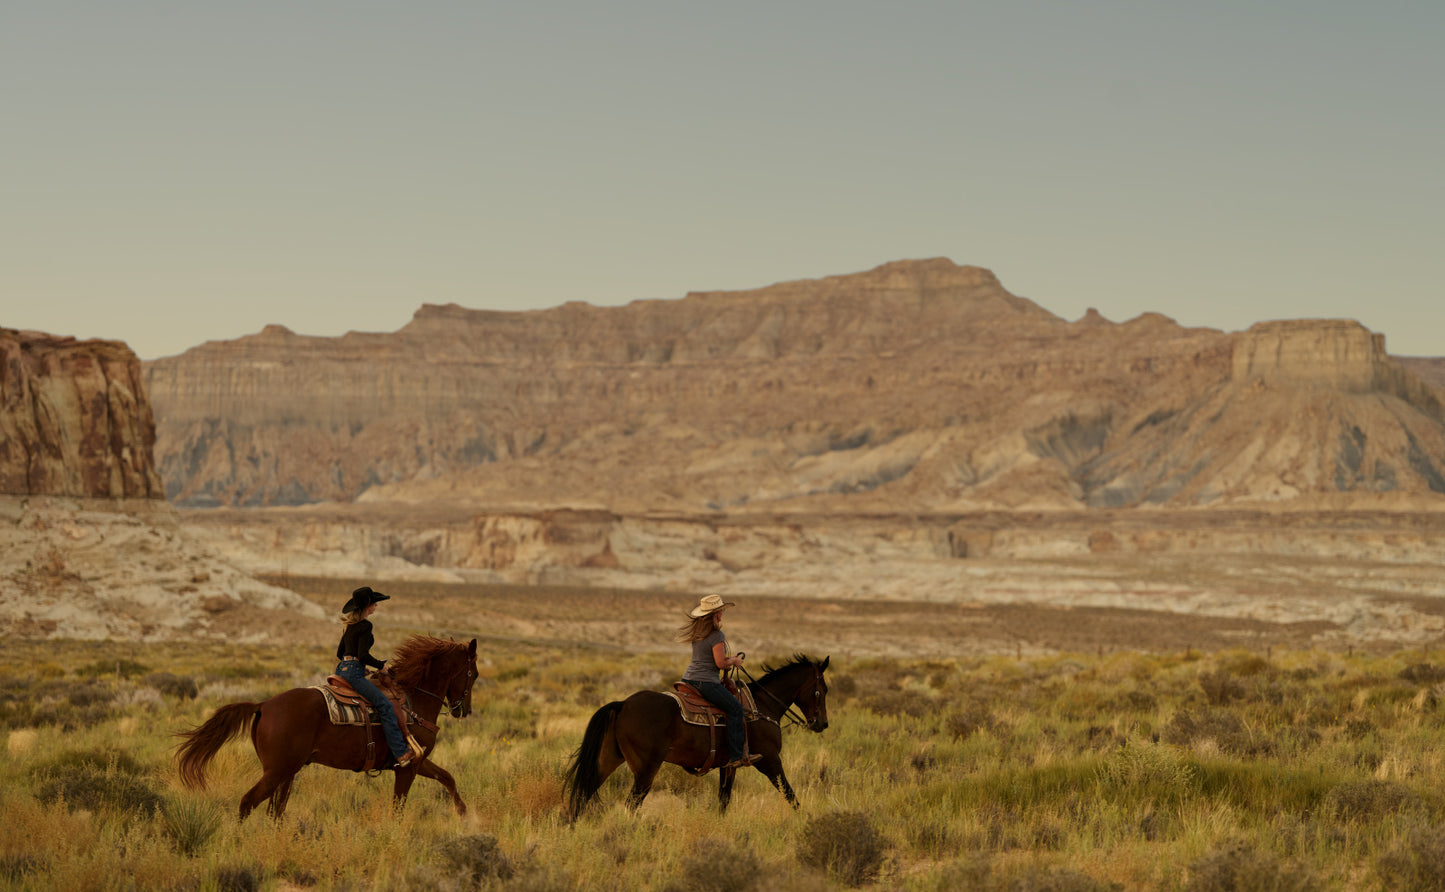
[
  {"left": 677, "top": 612, "right": 720, "bottom": 644},
  {"left": 339, "top": 609, "right": 364, "bottom": 625}
]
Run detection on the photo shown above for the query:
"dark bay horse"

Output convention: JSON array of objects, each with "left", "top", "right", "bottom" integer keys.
[
  {"left": 564, "top": 654, "right": 829, "bottom": 817},
  {"left": 176, "top": 636, "right": 478, "bottom": 820}
]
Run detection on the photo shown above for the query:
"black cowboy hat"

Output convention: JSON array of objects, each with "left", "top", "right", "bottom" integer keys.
[{"left": 341, "top": 585, "right": 390, "bottom": 614}]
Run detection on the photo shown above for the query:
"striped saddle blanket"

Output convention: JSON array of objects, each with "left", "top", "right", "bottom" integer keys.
[{"left": 312, "top": 685, "right": 388, "bottom": 726}]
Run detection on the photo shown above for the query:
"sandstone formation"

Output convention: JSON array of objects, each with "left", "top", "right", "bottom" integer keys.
[
  {"left": 0, "top": 329, "right": 322, "bottom": 641},
  {"left": 0, "top": 495, "right": 326, "bottom": 641},
  {"left": 1, "top": 329, "right": 164, "bottom": 499},
  {"left": 144, "top": 259, "right": 1445, "bottom": 514}
]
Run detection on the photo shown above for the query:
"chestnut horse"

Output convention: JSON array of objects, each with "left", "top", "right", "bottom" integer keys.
[
  {"left": 564, "top": 654, "right": 829, "bottom": 817},
  {"left": 176, "top": 636, "right": 478, "bottom": 820}
]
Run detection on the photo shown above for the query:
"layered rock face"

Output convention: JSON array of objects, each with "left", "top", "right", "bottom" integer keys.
[
  {"left": 1, "top": 329, "right": 164, "bottom": 499},
  {"left": 144, "top": 259, "right": 1445, "bottom": 513}
]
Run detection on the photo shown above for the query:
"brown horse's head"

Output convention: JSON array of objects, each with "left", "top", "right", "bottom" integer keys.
[{"left": 389, "top": 636, "right": 480, "bottom": 718}]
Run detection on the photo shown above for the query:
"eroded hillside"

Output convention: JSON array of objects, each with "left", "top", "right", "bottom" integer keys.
[{"left": 144, "top": 259, "right": 1445, "bottom": 513}]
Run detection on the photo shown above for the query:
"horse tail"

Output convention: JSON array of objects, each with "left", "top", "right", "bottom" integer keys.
[
  {"left": 175, "top": 702, "right": 262, "bottom": 790},
  {"left": 563, "top": 700, "right": 623, "bottom": 817}
]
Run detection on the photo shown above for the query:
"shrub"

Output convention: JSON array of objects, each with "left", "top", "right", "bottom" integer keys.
[
  {"left": 991, "top": 865, "right": 1123, "bottom": 892},
  {"left": 39, "top": 746, "right": 145, "bottom": 777},
  {"left": 34, "top": 765, "right": 163, "bottom": 815},
  {"left": 144, "top": 672, "right": 199, "bottom": 700},
  {"left": 944, "top": 706, "right": 992, "bottom": 740},
  {"left": 434, "top": 834, "right": 514, "bottom": 885},
  {"left": 162, "top": 796, "right": 222, "bottom": 856},
  {"left": 665, "top": 838, "right": 761, "bottom": 892},
  {"left": 797, "top": 811, "right": 888, "bottom": 886},
  {"left": 32, "top": 745, "right": 159, "bottom": 813},
  {"left": 214, "top": 864, "right": 263, "bottom": 892},
  {"left": 1399, "top": 663, "right": 1445, "bottom": 685},
  {"left": 1096, "top": 742, "right": 1199, "bottom": 801},
  {"left": 1163, "top": 708, "right": 1254, "bottom": 754},
  {"left": 1198, "top": 670, "right": 1246, "bottom": 705},
  {"left": 1184, "top": 842, "right": 1320, "bottom": 892},
  {"left": 0, "top": 854, "right": 45, "bottom": 881},
  {"left": 76, "top": 659, "right": 149, "bottom": 679},
  {"left": 1377, "top": 824, "right": 1445, "bottom": 892},
  {"left": 1324, "top": 779, "right": 1418, "bottom": 822}
]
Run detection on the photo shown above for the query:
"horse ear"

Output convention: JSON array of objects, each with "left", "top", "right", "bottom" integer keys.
[
  {"left": 821, "top": 655, "right": 830, "bottom": 671},
  {"left": 468, "top": 638, "right": 478, "bottom": 656}
]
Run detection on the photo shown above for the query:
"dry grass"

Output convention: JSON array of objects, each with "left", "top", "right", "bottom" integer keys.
[{"left": 4, "top": 582, "right": 1445, "bottom": 890}]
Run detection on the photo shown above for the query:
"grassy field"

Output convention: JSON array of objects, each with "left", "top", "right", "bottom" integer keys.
[{"left": 5, "top": 585, "right": 1445, "bottom": 890}]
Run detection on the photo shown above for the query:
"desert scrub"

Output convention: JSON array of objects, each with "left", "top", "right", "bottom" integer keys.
[
  {"left": 2, "top": 638, "right": 1445, "bottom": 889},
  {"left": 796, "top": 811, "right": 889, "bottom": 886}
]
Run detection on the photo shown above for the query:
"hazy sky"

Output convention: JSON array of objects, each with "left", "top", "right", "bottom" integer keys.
[{"left": 4, "top": 1, "right": 1441, "bottom": 360}]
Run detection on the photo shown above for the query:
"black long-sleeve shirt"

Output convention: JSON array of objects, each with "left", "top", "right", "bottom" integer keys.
[{"left": 336, "top": 620, "right": 385, "bottom": 670}]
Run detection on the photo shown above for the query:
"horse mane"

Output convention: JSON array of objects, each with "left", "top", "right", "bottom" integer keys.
[
  {"left": 755, "top": 653, "right": 823, "bottom": 686},
  {"left": 387, "top": 635, "right": 464, "bottom": 688}
]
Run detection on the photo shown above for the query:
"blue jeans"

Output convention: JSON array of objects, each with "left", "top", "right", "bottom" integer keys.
[
  {"left": 337, "top": 661, "right": 409, "bottom": 761},
  {"left": 692, "top": 679, "right": 747, "bottom": 761}
]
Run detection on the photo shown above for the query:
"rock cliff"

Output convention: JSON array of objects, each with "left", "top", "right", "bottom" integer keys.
[
  {"left": 145, "top": 259, "right": 1445, "bottom": 513},
  {"left": 1, "top": 329, "right": 164, "bottom": 499}
]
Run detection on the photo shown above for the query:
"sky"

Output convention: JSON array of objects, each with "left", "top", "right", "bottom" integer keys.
[{"left": 3, "top": 1, "right": 1441, "bottom": 360}]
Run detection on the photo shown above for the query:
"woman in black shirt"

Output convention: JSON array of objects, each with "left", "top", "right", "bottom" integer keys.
[{"left": 336, "top": 586, "right": 415, "bottom": 768}]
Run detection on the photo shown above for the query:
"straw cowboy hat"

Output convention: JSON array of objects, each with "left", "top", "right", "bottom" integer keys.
[
  {"left": 341, "top": 585, "right": 390, "bottom": 614},
  {"left": 689, "top": 594, "right": 736, "bottom": 618}
]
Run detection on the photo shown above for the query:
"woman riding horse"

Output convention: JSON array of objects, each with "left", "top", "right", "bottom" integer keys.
[{"left": 564, "top": 646, "right": 830, "bottom": 817}]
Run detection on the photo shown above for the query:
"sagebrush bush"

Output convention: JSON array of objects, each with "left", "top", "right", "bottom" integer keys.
[
  {"left": 76, "top": 658, "right": 149, "bottom": 679},
  {"left": 434, "top": 834, "right": 514, "bottom": 885},
  {"left": 214, "top": 864, "right": 263, "bottom": 892},
  {"left": 1376, "top": 823, "right": 1445, "bottom": 891},
  {"left": 33, "top": 747, "right": 162, "bottom": 815},
  {"left": 1199, "top": 670, "right": 1247, "bottom": 706},
  {"left": 1398, "top": 663, "right": 1445, "bottom": 685},
  {"left": 989, "top": 865, "right": 1123, "bottom": 892},
  {"left": 1096, "top": 741, "right": 1199, "bottom": 801},
  {"left": 796, "top": 811, "right": 888, "bottom": 886},
  {"left": 143, "top": 672, "right": 199, "bottom": 699},
  {"left": 1324, "top": 778, "right": 1418, "bottom": 822},
  {"left": 1184, "top": 841, "right": 1320, "bottom": 892},
  {"left": 665, "top": 838, "right": 761, "bottom": 892}
]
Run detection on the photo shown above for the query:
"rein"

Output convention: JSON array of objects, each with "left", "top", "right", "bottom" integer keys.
[
  {"left": 402, "top": 658, "right": 476, "bottom": 715},
  {"left": 738, "top": 664, "right": 819, "bottom": 730}
]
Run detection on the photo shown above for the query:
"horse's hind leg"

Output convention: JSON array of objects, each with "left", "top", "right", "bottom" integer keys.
[
  {"left": 267, "top": 775, "right": 297, "bottom": 819},
  {"left": 624, "top": 758, "right": 662, "bottom": 811},
  {"left": 239, "top": 768, "right": 299, "bottom": 821},
  {"left": 412, "top": 760, "right": 467, "bottom": 816}
]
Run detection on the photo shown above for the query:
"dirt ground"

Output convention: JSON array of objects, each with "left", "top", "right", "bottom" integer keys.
[{"left": 265, "top": 575, "right": 1381, "bottom": 662}]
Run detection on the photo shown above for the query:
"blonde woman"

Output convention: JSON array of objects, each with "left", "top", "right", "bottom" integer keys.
[
  {"left": 336, "top": 586, "right": 415, "bottom": 768},
  {"left": 678, "top": 594, "right": 759, "bottom": 768}
]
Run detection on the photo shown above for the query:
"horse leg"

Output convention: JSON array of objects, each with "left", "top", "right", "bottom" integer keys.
[
  {"left": 756, "top": 754, "right": 799, "bottom": 809},
  {"left": 618, "top": 732, "right": 666, "bottom": 810},
  {"left": 241, "top": 700, "right": 314, "bottom": 821},
  {"left": 412, "top": 759, "right": 468, "bottom": 817},
  {"left": 238, "top": 767, "right": 300, "bottom": 821},
  {"left": 268, "top": 775, "right": 297, "bottom": 819},
  {"left": 718, "top": 766, "right": 737, "bottom": 813}
]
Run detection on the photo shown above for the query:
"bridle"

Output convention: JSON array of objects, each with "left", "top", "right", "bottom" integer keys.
[
  {"left": 737, "top": 661, "right": 825, "bottom": 731},
  {"left": 412, "top": 659, "right": 477, "bottom": 715}
]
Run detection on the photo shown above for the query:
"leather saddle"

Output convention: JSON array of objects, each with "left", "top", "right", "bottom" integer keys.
[
  {"left": 315, "top": 673, "right": 426, "bottom": 772},
  {"left": 671, "top": 681, "right": 759, "bottom": 721},
  {"left": 667, "top": 682, "right": 760, "bottom": 776}
]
